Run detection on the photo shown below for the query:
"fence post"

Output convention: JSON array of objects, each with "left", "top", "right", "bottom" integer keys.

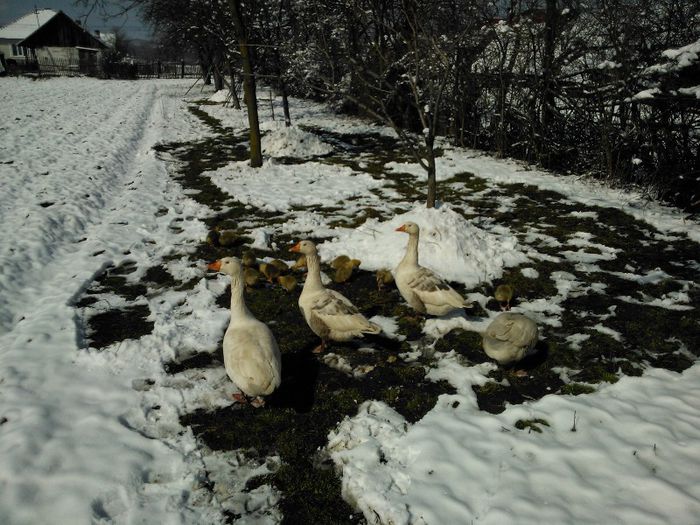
[
  {"left": 181, "top": 59, "right": 185, "bottom": 78},
  {"left": 157, "top": 60, "right": 161, "bottom": 79}
]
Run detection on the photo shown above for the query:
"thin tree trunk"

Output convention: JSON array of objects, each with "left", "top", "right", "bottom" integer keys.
[
  {"left": 228, "top": 0, "right": 262, "bottom": 167},
  {"left": 227, "top": 60, "right": 241, "bottom": 109},
  {"left": 280, "top": 78, "right": 291, "bottom": 127},
  {"left": 426, "top": 136, "right": 437, "bottom": 208},
  {"left": 541, "top": 0, "right": 557, "bottom": 132},
  {"left": 213, "top": 60, "right": 224, "bottom": 91}
]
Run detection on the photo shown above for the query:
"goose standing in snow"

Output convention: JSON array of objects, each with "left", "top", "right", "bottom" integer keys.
[
  {"left": 482, "top": 312, "right": 539, "bottom": 368},
  {"left": 394, "top": 221, "right": 472, "bottom": 316},
  {"left": 290, "top": 240, "right": 381, "bottom": 353},
  {"left": 208, "top": 257, "right": 282, "bottom": 407}
]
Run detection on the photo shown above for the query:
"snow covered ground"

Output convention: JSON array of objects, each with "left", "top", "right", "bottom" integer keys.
[{"left": 0, "top": 77, "right": 698, "bottom": 524}]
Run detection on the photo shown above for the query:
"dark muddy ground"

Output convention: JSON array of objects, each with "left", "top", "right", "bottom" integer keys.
[{"left": 75, "top": 103, "right": 700, "bottom": 523}]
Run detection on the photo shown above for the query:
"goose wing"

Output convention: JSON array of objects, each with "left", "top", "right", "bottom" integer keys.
[
  {"left": 486, "top": 313, "right": 538, "bottom": 349},
  {"left": 310, "top": 289, "right": 378, "bottom": 334},
  {"left": 408, "top": 267, "right": 470, "bottom": 308}
]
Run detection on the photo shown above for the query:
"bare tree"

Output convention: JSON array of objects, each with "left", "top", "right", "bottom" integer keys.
[{"left": 228, "top": 0, "right": 263, "bottom": 167}]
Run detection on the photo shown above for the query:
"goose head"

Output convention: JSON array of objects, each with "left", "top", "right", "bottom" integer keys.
[
  {"left": 207, "top": 256, "right": 243, "bottom": 276},
  {"left": 290, "top": 239, "right": 318, "bottom": 256},
  {"left": 395, "top": 222, "right": 419, "bottom": 235}
]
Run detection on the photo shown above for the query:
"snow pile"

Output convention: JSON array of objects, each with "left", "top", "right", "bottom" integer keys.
[
  {"left": 209, "top": 88, "right": 231, "bottom": 103},
  {"left": 261, "top": 123, "right": 333, "bottom": 158},
  {"left": 319, "top": 204, "right": 529, "bottom": 288}
]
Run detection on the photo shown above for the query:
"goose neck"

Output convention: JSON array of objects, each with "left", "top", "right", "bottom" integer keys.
[
  {"left": 401, "top": 232, "right": 419, "bottom": 266},
  {"left": 229, "top": 275, "right": 252, "bottom": 319},
  {"left": 304, "top": 252, "right": 324, "bottom": 290}
]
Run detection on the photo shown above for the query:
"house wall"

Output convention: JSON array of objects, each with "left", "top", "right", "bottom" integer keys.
[
  {"left": 34, "top": 46, "right": 103, "bottom": 75},
  {"left": 36, "top": 46, "right": 76, "bottom": 63}
]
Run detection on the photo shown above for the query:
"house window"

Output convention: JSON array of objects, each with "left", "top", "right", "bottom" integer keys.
[{"left": 11, "top": 44, "right": 28, "bottom": 56}]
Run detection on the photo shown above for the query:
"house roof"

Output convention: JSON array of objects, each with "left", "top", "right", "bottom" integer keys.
[{"left": 0, "top": 9, "right": 58, "bottom": 40}]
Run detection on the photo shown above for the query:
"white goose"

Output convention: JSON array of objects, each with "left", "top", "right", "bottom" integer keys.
[
  {"left": 394, "top": 221, "right": 472, "bottom": 316},
  {"left": 482, "top": 312, "right": 539, "bottom": 366},
  {"left": 290, "top": 240, "right": 381, "bottom": 353},
  {"left": 208, "top": 257, "right": 282, "bottom": 407}
]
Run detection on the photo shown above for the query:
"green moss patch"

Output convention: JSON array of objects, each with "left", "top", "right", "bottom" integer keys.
[{"left": 514, "top": 418, "right": 550, "bottom": 433}]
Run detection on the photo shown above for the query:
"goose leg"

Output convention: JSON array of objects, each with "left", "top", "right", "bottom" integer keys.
[
  {"left": 312, "top": 340, "right": 326, "bottom": 354},
  {"left": 233, "top": 392, "right": 248, "bottom": 404}
]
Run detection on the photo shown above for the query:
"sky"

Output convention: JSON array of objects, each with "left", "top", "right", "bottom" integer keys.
[{"left": 0, "top": 0, "right": 152, "bottom": 40}]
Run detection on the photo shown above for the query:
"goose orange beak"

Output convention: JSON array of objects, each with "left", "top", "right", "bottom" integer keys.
[
  {"left": 207, "top": 260, "right": 222, "bottom": 271},
  {"left": 395, "top": 225, "right": 406, "bottom": 232},
  {"left": 290, "top": 242, "right": 301, "bottom": 253}
]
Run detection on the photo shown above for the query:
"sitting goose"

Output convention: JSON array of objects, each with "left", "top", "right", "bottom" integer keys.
[
  {"left": 394, "top": 222, "right": 472, "bottom": 316},
  {"left": 482, "top": 312, "right": 539, "bottom": 366},
  {"left": 290, "top": 240, "right": 381, "bottom": 353},
  {"left": 208, "top": 257, "right": 282, "bottom": 407}
]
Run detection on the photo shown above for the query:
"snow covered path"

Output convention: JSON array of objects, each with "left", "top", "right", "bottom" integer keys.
[
  {"left": 1, "top": 79, "right": 184, "bottom": 329},
  {"left": 0, "top": 78, "right": 218, "bottom": 524}
]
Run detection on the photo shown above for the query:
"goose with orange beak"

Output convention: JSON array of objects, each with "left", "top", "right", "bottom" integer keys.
[
  {"left": 394, "top": 221, "right": 472, "bottom": 316},
  {"left": 207, "top": 257, "right": 281, "bottom": 406},
  {"left": 290, "top": 240, "right": 380, "bottom": 353}
]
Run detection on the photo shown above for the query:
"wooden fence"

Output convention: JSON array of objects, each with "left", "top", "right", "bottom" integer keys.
[
  {"left": 134, "top": 61, "right": 202, "bottom": 79},
  {"left": 4, "top": 57, "right": 202, "bottom": 80}
]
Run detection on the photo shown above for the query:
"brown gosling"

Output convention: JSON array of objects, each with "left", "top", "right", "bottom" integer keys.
[
  {"left": 376, "top": 269, "right": 394, "bottom": 291},
  {"left": 206, "top": 229, "right": 219, "bottom": 246},
  {"left": 259, "top": 262, "right": 281, "bottom": 283},
  {"left": 333, "top": 263, "right": 354, "bottom": 283},
  {"left": 216, "top": 229, "right": 238, "bottom": 247},
  {"left": 330, "top": 255, "right": 351, "bottom": 270},
  {"left": 241, "top": 250, "right": 257, "bottom": 267},
  {"left": 495, "top": 284, "right": 514, "bottom": 311},
  {"left": 277, "top": 274, "right": 298, "bottom": 292},
  {"left": 291, "top": 254, "right": 307, "bottom": 271},
  {"left": 270, "top": 258, "right": 290, "bottom": 274},
  {"left": 333, "top": 259, "right": 361, "bottom": 283},
  {"left": 243, "top": 267, "right": 262, "bottom": 288}
]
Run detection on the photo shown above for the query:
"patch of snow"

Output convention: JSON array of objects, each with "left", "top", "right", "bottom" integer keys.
[{"left": 520, "top": 267, "right": 540, "bottom": 278}]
